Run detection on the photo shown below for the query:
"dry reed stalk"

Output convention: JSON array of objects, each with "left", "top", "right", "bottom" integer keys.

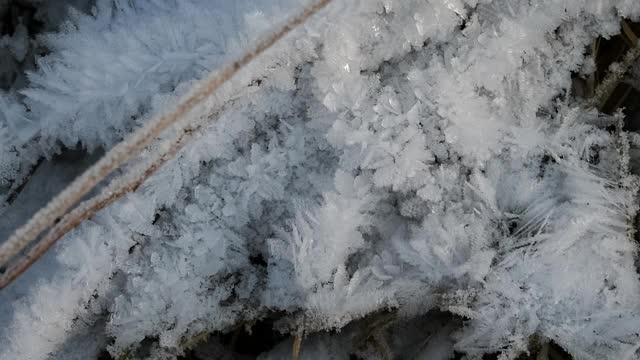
[
  {"left": 0, "top": 124, "right": 196, "bottom": 289},
  {"left": 292, "top": 334, "right": 303, "bottom": 360},
  {"left": 0, "top": 0, "right": 334, "bottom": 285},
  {"left": 589, "top": 20, "right": 640, "bottom": 110}
]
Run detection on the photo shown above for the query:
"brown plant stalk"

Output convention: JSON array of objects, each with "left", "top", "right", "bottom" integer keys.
[
  {"left": 0, "top": 124, "right": 196, "bottom": 289},
  {"left": 589, "top": 20, "right": 640, "bottom": 111},
  {"left": 0, "top": 0, "right": 334, "bottom": 287}
]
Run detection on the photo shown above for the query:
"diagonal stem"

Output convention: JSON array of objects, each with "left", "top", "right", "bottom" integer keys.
[
  {"left": 0, "top": 0, "right": 334, "bottom": 284},
  {"left": 589, "top": 20, "right": 640, "bottom": 111}
]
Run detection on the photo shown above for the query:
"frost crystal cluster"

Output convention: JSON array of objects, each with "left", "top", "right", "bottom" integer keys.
[{"left": 1, "top": 0, "right": 640, "bottom": 359}]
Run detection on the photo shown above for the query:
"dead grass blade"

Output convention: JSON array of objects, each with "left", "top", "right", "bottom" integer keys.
[{"left": 0, "top": 0, "right": 334, "bottom": 287}]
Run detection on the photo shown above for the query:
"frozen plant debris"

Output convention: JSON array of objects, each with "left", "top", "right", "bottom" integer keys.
[{"left": 1, "top": 0, "right": 640, "bottom": 359}]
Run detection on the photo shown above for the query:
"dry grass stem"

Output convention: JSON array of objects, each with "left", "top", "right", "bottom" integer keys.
[
  {"left": 0, "top": 0, "right": 334, "bottom": 286},
  {"left": 622, "top": 19, "right": 639, "bottom": 45},
  {"left": 0, "top": 125, "right": 195, "bottom": 288},
  {"left": 292, "top": 334, "right": 302, "bottom": 360},
  {"left": 589, "top": 21, "right": 640, "bottom": 110}
]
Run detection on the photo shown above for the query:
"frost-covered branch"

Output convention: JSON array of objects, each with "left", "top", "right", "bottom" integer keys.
[{"left": 589, "top": 21, "right": 640, "bottom": 110}]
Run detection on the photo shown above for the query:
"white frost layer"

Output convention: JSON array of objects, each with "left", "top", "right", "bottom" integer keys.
[{"left": 1, "top": 0, "right": 640, "bottom": 359}]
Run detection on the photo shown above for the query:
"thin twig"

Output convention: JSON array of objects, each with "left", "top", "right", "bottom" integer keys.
[
  {"left": 292, "top": 334, "right": 303, "bottom": 360},
  {"left": 0, "top": 0, "right": 334, "bottom": 271},
  {"left": 622, "top": 19, "right": 639, "bottom": 45},
  {"left": 586, "top": 38, "right": 599, "bottom": 97},
  {"left": 0, "top": 124, "right": 194, "bottom": 289},
  {"left": 589, "top": 22, "right": 640, "bottom": 111}
]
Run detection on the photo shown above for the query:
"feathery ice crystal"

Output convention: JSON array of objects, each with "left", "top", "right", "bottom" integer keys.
[{"left": 1, "top": 0, "right": 640, "bottom": 359}]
